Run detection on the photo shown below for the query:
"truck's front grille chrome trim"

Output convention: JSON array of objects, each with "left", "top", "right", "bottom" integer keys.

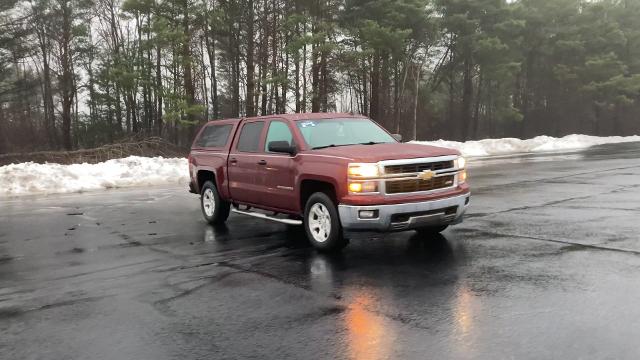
[
  {"left": 378, "top": 155, "right": 459, "bottom": 195},
  {"left": 379, "top": 169, "right": 458, "bottom": 180},
  {"left": 384, "top": 160, "right": 454, "bottom": 175},
  {"left": 385, "top": 175, "right": 455, "bottom": 194}
]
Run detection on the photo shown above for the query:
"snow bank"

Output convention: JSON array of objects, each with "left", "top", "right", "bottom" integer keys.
[
  {"left": 0, "top": 156, "right": 188, "bottom": 197},
  {"left": 412, "top": 134, "right": 640, "bottom": 157},
  {"left": 2, "top": 134, "right": 639, "bottom": 197}
]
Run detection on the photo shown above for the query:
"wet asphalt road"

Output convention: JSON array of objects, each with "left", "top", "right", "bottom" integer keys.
[{"left": 2, "top": 143, "right": 640, "bottom": 360}]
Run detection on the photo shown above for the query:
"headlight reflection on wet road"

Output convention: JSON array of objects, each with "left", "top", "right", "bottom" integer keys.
[{"left": 345, "top": 293, "right": 395, "bottom": 360}]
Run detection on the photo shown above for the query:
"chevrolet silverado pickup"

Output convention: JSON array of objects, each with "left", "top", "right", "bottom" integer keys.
[{"left": 188, "top": 113, "right": 470, "bottom": 251}]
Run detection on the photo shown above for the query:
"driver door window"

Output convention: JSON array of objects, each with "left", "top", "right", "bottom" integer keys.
[{"left": 264, "top": 121, "right": 294, "bottom": 152}]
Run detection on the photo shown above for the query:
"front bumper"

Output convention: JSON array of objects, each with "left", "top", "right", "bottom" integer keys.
[{"left": 338, "top": 193, "right": 470, "bottom": 231}]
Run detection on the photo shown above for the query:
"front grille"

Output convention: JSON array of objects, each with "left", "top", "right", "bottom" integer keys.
[
  {"left": 384, "top": 160, "right": 454, "bottom": 175},
  {"left": 385, "top": 175, "right": 454, "bottom": 194}
]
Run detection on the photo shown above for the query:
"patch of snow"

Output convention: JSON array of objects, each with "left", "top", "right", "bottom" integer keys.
[
  {"left": 0, "top": 156, "right": 188, "bottom": 197},
  {"left": 412, "top": 134, "right": 640, "bottom": 157}
]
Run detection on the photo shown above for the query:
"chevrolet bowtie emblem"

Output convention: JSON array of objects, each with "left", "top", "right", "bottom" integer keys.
[{"left": 418, "top": 170, "right": 434, "bottom": 180}]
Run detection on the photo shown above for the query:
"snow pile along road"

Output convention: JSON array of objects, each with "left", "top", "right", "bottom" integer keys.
[
  {"left": 0, "top": 156, "right": 189, "bottom": 197},
  {"left": 1, "top": 134, "right": 639, "bottom": 197},
  {"left": 413, "top": 134, "right": 640, "bottom": 157}
]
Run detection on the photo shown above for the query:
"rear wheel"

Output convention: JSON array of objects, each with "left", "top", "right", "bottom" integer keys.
[
  {"left": 415, "top": 225, "right": 448, "bottom": 235},
  {"left": 304, "top": 192, "right": 347, "bottom": 252},
  {"left": 200, "top": 181, "right": 230, "bottom": 225}
]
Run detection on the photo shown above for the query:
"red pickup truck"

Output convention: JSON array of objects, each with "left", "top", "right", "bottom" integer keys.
[{"left": 188, "top": 113, "right": 470, "bottom": 251}]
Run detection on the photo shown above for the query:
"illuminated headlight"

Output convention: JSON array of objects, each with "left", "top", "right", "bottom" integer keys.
[
  {"left": 348, "top": 181, "right": 378, "bottom": 194},
  {"left": 348, "top": 163, "right": 380, "bottom": 178},
  {"left": 456, "top": 156, "right": 466, "bottom": 169}
]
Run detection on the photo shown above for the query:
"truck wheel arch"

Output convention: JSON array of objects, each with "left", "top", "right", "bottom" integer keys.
[
  {"left": 197, "top": 170, "right": 216, "bottom": 193},
  {"left": 299, "top": 179, "right": 338, "bottom": 213}
]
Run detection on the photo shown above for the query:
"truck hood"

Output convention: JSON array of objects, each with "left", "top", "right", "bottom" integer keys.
[{"left": 312, "top": 142, "right": 459, "bottom": 162}]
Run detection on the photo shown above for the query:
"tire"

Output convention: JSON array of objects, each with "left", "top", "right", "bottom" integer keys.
[
  {"left": 200, "top": 181, "right": 230, "bottom": 225},
  {"left": 415, "top": 225, "right": 448, "bottom": 235},
  {"left": 303, "top": 192, "right": 347, "bottom": 252}
]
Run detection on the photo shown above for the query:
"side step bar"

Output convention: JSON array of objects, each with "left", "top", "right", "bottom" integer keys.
[{"left": 231, "top": 208, "right": 302, "bottom": 225}]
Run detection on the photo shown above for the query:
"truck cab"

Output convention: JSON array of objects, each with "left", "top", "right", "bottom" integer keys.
[{"left": 189, "top": 113, "right": 470, "bottom": 251}]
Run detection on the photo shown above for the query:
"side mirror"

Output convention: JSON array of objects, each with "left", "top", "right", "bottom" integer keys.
[
  {"left": 268, "top": 141, "right": 297, "bottom": 155},
  {"left": 392, "top": 133, "right": 403, "bottom": 142}
]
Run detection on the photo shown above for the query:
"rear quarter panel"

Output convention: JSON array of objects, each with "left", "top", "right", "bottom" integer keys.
[{"left": 190, "top": 120, "right": 240, "bottom": 199}]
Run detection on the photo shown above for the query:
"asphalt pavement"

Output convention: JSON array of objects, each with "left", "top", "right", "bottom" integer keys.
[{"left": 2, "top": 142, "right": 640, "bottom": 359}]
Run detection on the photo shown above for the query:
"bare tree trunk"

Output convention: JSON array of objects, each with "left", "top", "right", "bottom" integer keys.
[
  {"left": 370, "top": 53, "right": 380, "bottom": 120},
  {"left": 302, "top": 27, "right": 307, "bottom": 113},
  {"left": 203, "top": 0, "right": 218, "bottom": 119},
  {"left": 472, "top": 70, "right": 483, "bottom": 139},
  {"left": 36, "top": 15, "right": 57, "bottom": 147},
  {"left": 311, "top": 29, "right": 320, "bottom": 113},
  {"left": 200, "top": 36, "right": 209, "bottom": 119},
  {"left": 294, "top": 2, "right": 301, "bottom": 113},
  {"left": 320, "top": 49, "right": 328, "bottom": 112},
  {"left": 412, "top": 61, "right": 424, "bottom": 141},
  {"left": 395, "top": 59, "right": 409, "bottom": 134},
  {"left": 59, "top": 0, "right": 74, "bottom": 150},
  {"left": 361, "top": 59, "right": 368, "bottom": 115},
  {"left": 271, "top": 0, "right": 279, "bottom": 114},
  {"left": 73, "top": 72, "right": 79, "bottom": 147},
  {"left": 460, "top": 58, "right": 473, "bottom": 140},
  {"left": 108, "top": 0, "right": 123, "bottom": 133},
  {"left": 156, "top": 44, "right": 163, "bottom": 135},
  {"left": 447, "top": 51, "right": 455, "bottom": 139},
  {"left": 380, "top": 53, "right": 390, "bottom": 126},
  {"left": 182, "top": 0, "right": 196, "bottom": 122},
  {"left": 106, "top": 80, "right": 114, "bottom": 142},
  {"left": 146, "top": 13, "right": 154, "bottom": 133},
  {"left": 0, "top": 106, "right": 6, "bottom": 153},
  {"left": 246, "top": 0, "right": 256, "bottom": 116},
  {"left": 282, "top": 38, "right": 289, "bottom": 113}
]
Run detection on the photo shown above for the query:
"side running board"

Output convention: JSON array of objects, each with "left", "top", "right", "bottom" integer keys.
[{"left": 231, "top": 208, "right": 302, "bottom": 225}]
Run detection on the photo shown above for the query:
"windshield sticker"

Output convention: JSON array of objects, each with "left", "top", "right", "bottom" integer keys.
[{"left": 299, "top": 121, "right": 316, "bottom": 128}]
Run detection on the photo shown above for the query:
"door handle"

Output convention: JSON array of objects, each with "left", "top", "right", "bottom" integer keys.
[
  {"left": 257, "top": 160, "right": 267, "bottom": 165},
  {"left": 229, "top": 158, "right": 238, "bottom": 165}
]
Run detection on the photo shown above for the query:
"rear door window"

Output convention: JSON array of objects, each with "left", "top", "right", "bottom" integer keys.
[
  {"left": 236, "top": 121, "right": 265, "bottom": 152},
  {"left": 196, "top": 124, "right": 233, "bottom": 148}
]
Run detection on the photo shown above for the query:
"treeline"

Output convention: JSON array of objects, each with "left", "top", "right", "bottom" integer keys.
[{"left": 1, "top": 0, "right": 640, "bottom": 153}]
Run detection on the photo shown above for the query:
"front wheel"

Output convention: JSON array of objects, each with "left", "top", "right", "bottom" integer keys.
[
  {"left": 304, "top": 192, "right": 347, "bottom": 252},
  {"left": 200, "top": 181, "right": 230, "bottom": 225}
]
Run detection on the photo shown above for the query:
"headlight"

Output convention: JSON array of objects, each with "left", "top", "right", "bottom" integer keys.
[
  {"left": 348, "top": 163, "right": 380, "bottom": 178},
  {"left": 456, "top": 156, "right": 466, "bottom": 169}
]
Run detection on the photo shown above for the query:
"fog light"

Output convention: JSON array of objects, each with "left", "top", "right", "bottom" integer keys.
[
  {"left": 459, "top": 170, "right": 467, "bottom": 183},
  {"left": 348, "top": 181, "right": 378, "bottom": 193},
  {"left": 359, "top": 210, "right": 379, "bottom": 219},
  {"left": 348, "top": 183, "right": 363, "bottom": 192}
]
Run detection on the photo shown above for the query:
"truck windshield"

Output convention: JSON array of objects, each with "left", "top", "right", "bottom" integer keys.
[{"left": 296, "top": 118, "right": 396, "bottom": 150}]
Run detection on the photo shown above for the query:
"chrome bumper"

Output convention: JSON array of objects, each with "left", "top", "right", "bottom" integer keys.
[{"left": 338, "top": 193, "right": 470, "bottom": 231}]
